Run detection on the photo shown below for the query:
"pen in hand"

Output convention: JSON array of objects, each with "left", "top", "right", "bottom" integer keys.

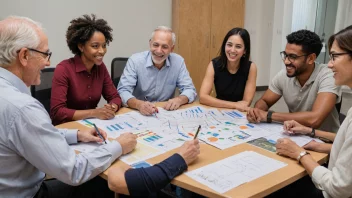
[
  {"left": 144, "top": 96, "right": 158, "bottom": 118},
  {"left": 92, "top": 123, "right": 107, "bottom": 144},
  {"left": 194, "top": 125, "right": 201, "bottom": 140}
]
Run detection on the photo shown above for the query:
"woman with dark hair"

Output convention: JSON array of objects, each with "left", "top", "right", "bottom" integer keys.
[
  {"left": 274, "top": 25, "right": 352, "bottom": 198},
  {"left": 199, "top": 27, "right": 257, "bottom": 111},
  {"left": 51, "top": 14, "right": 122, "bottom": 125}
]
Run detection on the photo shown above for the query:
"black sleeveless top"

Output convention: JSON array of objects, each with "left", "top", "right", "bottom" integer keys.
[{"left": 212, "top": 58, "right": 252, "bottom": 102}]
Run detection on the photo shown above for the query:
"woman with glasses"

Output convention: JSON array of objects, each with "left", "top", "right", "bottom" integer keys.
[
  {"left": 50, "top": 14, "right": 122, "bottom": 125},
  {"left": 274, "top": 25, "right": 352, "bottom": 198},
  {"left": 199, "top": 27, "right": 257, "bottom": 111}
]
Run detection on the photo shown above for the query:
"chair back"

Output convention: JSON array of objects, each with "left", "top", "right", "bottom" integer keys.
[
  {"left": 111, "top": 57, "right": 128, "bottom": 88},
  {"left": 30, "top": 67, "right": 55, "bottom": 114}
]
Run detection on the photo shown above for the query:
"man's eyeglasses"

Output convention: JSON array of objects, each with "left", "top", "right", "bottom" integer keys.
[
  {"left": 329, "top": 52, "right": 350, "bottom": 63},
  {"left": 280, "top": 51, "right": 309, "bottom": 63},
  {"left": 27, "top": 48, "right": 52, "bottom": 61},
  {"left": 17, "top": 48, "right": 52, "bottom": 61}
]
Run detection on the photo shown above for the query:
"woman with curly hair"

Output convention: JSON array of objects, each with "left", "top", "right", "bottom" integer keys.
[{"left": 51, "top": 14, "right": 121, "bottom": 125}]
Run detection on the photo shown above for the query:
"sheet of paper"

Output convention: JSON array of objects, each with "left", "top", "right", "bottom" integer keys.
[
  {"left": 119, "top": 142, "right": 164, "bottom": 165},
  {"left": 186, "top": 151, "right": 287, "bottom": 194},
  {"left": 199, "top": 123, "right": 275, "bottom": 150}
]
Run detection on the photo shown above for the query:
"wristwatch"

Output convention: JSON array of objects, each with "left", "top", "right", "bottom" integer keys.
[
  {"left": 296, "top": 151, "right": 310, "bottom": 163},
  {"left": 267, "top": 110, "right": 274, "bottom": 123},
  {"left": 310, "top": 128, "right": 316, "bottom": 138}
]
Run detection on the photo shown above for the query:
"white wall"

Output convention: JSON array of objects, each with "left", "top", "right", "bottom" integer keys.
[
  {"left": 244, "top": 0, "right": 293, "bottom": 86},
  {"left": 244, "top": 0, "right": 274, "bottom": 86},
  {"left": 0, "top": 0, "right": 172, "bottom": 72},
  {"left": 1, "top": 0, "right": 172, "bottom": 106}
]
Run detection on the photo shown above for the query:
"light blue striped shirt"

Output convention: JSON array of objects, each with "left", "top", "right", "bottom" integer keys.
[
  {"left": 117, "top": 51, "right": 197, "bottom": 105},
  {"left": 0, "top": 67, "right": 122, "bottom": 197}
]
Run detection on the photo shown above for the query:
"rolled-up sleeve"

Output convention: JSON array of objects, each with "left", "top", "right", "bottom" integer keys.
[
  {"left": 9, "top": 102, "right": 122, "bottom": 186},
  {"left": 311, "top": 134, "right": 352, "bottom": 198},
  {"left": 177, "top": 60, "right": 197, "bottom": 103},
  {"left": 117, "top": 58, "right": 138, "bottom": 105}
]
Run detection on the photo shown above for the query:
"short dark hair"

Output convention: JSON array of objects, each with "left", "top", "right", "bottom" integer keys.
[
  {"left": 286, "top": 30, "right": 323, "bottom": 57},
  {"left": 66, "top": 14, "right": 113, "bottom": 55},
  {"left": 216, "top": 27, "right": 251, "bottom": 70},
  {"left": 328, "top": 25, "right": 352, "bottom": 57}
]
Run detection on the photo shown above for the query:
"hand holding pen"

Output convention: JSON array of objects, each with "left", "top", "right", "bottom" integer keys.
[
  {"left": 77, "top": 125, "right": 108, "bottom": 144},
  {"left": 92, "top": 124, "right": 107, "bottom": 144},
  {"left": 137, "top": 96, "right": 159, "bottom": 117}
]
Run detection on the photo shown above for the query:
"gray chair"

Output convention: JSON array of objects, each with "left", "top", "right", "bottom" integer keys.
[
  {"left": 30, "top": 67, "right": 55, "bottom": 114},
  {"left": 111, "top": 57, "right": 128, "bottom": 88}
]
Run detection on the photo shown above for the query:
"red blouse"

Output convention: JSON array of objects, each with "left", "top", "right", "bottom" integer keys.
[{"left": 50, "top": 55, "right": 121, "bottom": 125}]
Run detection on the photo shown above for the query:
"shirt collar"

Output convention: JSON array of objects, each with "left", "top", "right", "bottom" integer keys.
[
  {"left": 145, "top": 51, "right": 171, "bottom": 68},
  {"left": 0, "top": 67, "right": 31, "bottom": 95},
  {"left": 294, "top": 62, "right": 319, "bottom": 87},
  {"left": 74, "top": 55, "right": 96, "bottom": 73}
]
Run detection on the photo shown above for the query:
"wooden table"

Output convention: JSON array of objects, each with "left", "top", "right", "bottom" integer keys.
[{"left": 56, "top": 102, "right": 328, "bottom": 198}]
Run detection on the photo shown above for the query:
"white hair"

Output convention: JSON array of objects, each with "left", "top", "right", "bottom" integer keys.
[
  {"left": 0, "top": 16, "right": 43, "bottom": 67},
  {"left": 150, "top": 26, "right": 176, "bottom": 45}
]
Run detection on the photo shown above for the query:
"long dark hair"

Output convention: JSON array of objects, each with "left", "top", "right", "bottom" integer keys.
[
  {"left": 216, "top": 27, "right": 251, "bottom": 70},
  {"left": 328, "top": 25, "right": 352, "bottom": 57}
]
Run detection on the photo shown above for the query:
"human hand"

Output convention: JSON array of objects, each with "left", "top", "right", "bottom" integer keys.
[
  {"left": 164, "top": 97, "right": 183, "bottom": 111},
  {"left": 276, "top": 138, "right": 305, "bottom": 159},
  {"left": 234, "top": 101, "right": 249, "bottom": 112},
  {"left": 283, "top": 120, "right": 311, "bottom": 135},
  {"left": 104, "top": 103, "right": 119, "bottom": 113},
  {"left": 93, "top": 107, "right": 115, "bottom": 120},
  {"left": 303, "top": 140, "right": 321, "bottom": 151},
  {"left": 77, "top": 127, "right": 107, "bottom": 143},
  {"left": 116, "top": 133, "right": 138, "bottom": 154},
  {"left": 177, "top": 139, "right": 200, "bottom": 165},
  {"left": 246, "top": 107, "right": 267, "bottom": 123},
  {"left": 138, "top": 101, "right": 157, "bottom": 116}
]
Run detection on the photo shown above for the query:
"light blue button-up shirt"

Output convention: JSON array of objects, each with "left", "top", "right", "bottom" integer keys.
[
  {"left": 117, "top": 51, "right": 197, "bottom": 105},
  {"left": 0, "top": 67, "right": 122, "bottom": 197}
]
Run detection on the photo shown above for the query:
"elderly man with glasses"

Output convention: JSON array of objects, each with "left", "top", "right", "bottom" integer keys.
[
  {"left": 0, "top": 16, "right": 138, "bottom": 198},
  {"left": 247, "top": 29, "right": 341, "bottom": 133}
]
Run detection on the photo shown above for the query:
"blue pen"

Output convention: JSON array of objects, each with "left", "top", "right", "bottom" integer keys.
[{"left": 92, "top": 123, "right": 107, "bottom": 144}]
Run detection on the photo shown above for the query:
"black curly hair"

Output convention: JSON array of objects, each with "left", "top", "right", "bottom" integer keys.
[
  {"left": 66, "top": 14, "right": 113, "bottom": 55},
  {"left": 286, "top": 30, "right": 323, "bottom": 57}
]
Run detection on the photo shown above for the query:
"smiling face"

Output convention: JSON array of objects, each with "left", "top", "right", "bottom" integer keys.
[
  {"left": 225, "top": 34, "right": 246, "bottom": 63},
  {"left": 328, "top": 40, "right": 352, "bottom": 87},
  {"left": 283, "top": 43, "right": 311, "bottom": 78},
  {"left": 149, "top": 30, "right": 174, "bottom": 68},
  {"left": 22, "top": 30, "right": 50, "bottom": 86},
  {"left": 79, "top": 31, "right": 107, "bottom": 67}
]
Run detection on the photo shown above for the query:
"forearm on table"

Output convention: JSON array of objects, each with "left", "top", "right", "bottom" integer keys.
[
  {"left": 126, "top": 97, "right": 143, "bottom": 110},
  {"left": 315, "top": 130, "right": 336, "bottom": 142},
  {"left": 72, "top": 109, "right": 97, "bottom": 120},
  {"left": 271, "top": 112, "right": 323, "bottom": 128},
  {"left": 124, "top": 154, "right": 187, "bottom": 196},
  {"left": 254, "top": 99, "right": 269, "bottom": 111}
]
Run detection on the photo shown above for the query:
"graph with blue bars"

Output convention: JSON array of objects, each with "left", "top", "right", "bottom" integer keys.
[
  {"left": 106, "top": 122, "right": 133, "bottom": 132},
  {"left": 224, "top": 111, "right": 244, "bottom": 119}
]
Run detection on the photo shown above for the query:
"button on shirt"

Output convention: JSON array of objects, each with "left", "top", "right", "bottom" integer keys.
[
  {"left": 269, "top": 64, "right": 341, "bottom": 132},
  {"left": 51, "top": 55, "right": 122, "bottom": 125},
  {"left": 0, "top": 67, "right": 122, "bottom": 197},
  {"left": 117, "top": 51, "right": 197, "bottom": 105}
]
